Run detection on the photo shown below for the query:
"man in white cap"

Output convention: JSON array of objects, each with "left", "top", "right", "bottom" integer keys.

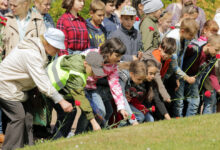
[{"left": 0, "top": 28, "right": 73, "bottom": 150}]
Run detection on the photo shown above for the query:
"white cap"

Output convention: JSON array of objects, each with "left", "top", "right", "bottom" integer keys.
[
  {"left": 121, "top": 5, "right": 137, "bottom": 16},
  {"left": 44, "top": 28, "right": 65, "bottom": 50}
]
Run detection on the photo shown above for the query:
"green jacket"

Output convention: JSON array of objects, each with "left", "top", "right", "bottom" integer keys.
[
  {"left": 60, "top": 55, "right": 94, "bottom": 120},
  {"left": 140, "top": 15, "right": 160, "bottom": 52}
]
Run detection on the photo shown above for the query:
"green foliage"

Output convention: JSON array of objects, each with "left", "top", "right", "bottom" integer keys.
[{"left": 49, "top": 0, "right": 219, "bottom": 25}]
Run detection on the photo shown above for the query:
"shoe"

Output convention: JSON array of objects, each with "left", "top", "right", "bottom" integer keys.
[{"left": 0, "top": 134, "right": 4, "bottom": 143}]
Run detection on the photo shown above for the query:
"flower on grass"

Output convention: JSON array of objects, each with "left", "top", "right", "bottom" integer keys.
[
  {"left": 75, "top": 100, "right": 81, "bottom": 106},
  {"left": 148, "top": 26, "right": 154, "bottom": 31},
  {"left": 204, "top": 90, "right": 211, "bottom": 98}
]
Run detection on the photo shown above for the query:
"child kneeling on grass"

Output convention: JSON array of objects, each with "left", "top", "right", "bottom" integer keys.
[{"left": 47, "top": 52, "right": 104, "bottom": 139}]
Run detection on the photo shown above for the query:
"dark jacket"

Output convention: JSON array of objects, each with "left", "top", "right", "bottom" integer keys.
[
  {"left": 102, "top": 13, "right": 120, "bottom": 37},
  {"left": 109, "top": 26, "right": 142, "bottom": 61},
  {"left": 86, "top": 19, "right": 107, "bottom": 48}
]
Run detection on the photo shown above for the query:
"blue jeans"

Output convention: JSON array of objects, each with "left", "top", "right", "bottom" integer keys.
[
  {"left": 173, "top": 78, "right": 200, "bottom": 117},
  {"left": 130, "top": 104, "right": 154, "bottom": 122},
  {"left": 203, "top": 90, "right": 217, "bottom": 114}
]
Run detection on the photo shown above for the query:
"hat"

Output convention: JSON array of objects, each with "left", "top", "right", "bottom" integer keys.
[
  {"left": 141, "top": 0, "right": 164, "bottom": 14},
  {"left": 121, "top": 5, "right": 137, "bottom": 16},
  {"left": 44, "top": 28, "right": 65, "bottom": 50},
  {"left": 85, "top": 52, "right": 105, "bottom": 77}
]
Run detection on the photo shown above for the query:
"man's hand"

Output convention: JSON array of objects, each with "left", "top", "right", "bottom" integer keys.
[
  {"left": 119, "top": 109, "right": 128, "bottom": 120},
  {"left": 186, "top": 76, "right": 196, "bottom": 84},
  {"left": 165, "top": 98, "right": 171, "bottom": 103},
  {"left": 59, "top": 99, "right": 73, "bottom": 112}
]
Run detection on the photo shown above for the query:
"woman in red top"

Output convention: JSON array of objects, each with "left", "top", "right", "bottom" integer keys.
[{"left": 57, "top": 0, "right": 90, "bottom": 56}]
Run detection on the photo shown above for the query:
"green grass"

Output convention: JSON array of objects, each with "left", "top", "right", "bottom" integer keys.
[{"left": 21, "top": 113, "right": 220, "bottom": 150}]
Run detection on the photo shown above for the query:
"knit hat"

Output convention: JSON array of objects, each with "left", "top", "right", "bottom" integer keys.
[
  {"left": 121, "top": 5, "right": 137, "bottom": 16},
  {"left": 85, "top": 52, "right": 105, "bottom": 77},
  {"left": 44, "top": 28, "right": 65, "bottom": 50},
  {"left": 141, "top": 0, "right": 164, "bottom": 14}
]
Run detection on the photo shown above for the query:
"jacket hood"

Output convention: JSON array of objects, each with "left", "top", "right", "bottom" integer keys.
[
  {"left": 86, "top": 19, "right": 99, "bottom": 32},
  {"left": 17, "top": 37, "right": 48, "bottom": 63}
]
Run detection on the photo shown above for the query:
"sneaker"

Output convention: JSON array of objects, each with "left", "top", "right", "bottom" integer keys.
[{"left": 66, "top": 131, "right": 75, "bottom": 138}]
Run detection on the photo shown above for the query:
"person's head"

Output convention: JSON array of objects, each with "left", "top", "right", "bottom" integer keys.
[
  {"left": 84, "top": 52, "right": 105, "bottom": 77},
  {"left": 132, "top": 0, "right": 143, "bottom": 17},
  {"left": 42, "top": 28, "right": 65, "bottom": 56},
  {"left": 180, "top": 18, "right": 199, "bottom": 40},
  {"left": 101, "top": 0, "right": 116, "bottom": 16},
  {"left": 159, "top": 37, "right": 176, "bottom": 60},
  {"left": 129, "top": 60, "right": 147, "bottom": 84},
  {"left": 181, "top": 0, "right": 195, "bottom": 6},
  {"left": 0, "top": 0, "right": 8, "bottom": 10},
  {"left": 201, "top": 20, "right": 219, "bottom": 38},
  {"left": 100, "top": 38, "right": 126, "bottom": 64},
  {"left": 181, "top": 5, "right": 199, "bottom": 20},
  {"left": 158, "top": 12, "right": 172, "bottom": 33},
  {"left": 204, "top": 35, "right": 220, "bottom": 57},
  {"left": 141, "top": 0, "right": 163, "bottom": 19},
  {"left": 62, "top": 0, "right": 85, "bottom": 13},
  {"left": 116, "top": 0, "right": 131, "bottom": 11},
  {"left": 143, "top": 59, "right": 158, "bottom": 82},
  {"left": 9, "top": 0, "right": 31, "bottom": 16},
  {"left": 34, "top": 0, "right": 51, "bottom": 15},
  {"left": 89, "top": 0, "right": 105, "bottom": 26},
  {"left": 120, "top": 5, "right": 136, "bottom": 30}
]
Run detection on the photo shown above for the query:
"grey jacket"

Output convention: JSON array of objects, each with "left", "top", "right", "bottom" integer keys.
[{"left": 109, "top": 26, "right": 142, "bottom": 61}]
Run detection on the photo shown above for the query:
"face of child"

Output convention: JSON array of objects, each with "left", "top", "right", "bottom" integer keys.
[
  {"left": 181, "top": 29, "right": 196, "bottom": 40},
  {"left": 153, "top": 8, "right": 162, "bottom": 19},
  {"left": 159, "top": 19, "right": 172, "bottom": 33},
  {"left": 0, "top": 0, "right": 8, "bottom": 10},
  {"left": 130, "top": 73, "right": 145, "bottom": 85},
  {"left": 146, "top": 66, "right": 157, "bottom": 82},
  {"left": 45, "top": 44, "right": 59, "bottom": 57},
  {"left": 105, "top": 2, "right": 116, "bottom": 16},
  {"left": 72, "top": 0, "right": 85, "bottom": 13},
  {"left": 120, "top": 15, "right": 135, "bottom": 30},
  {"left": 206, "top": 44, "right": 220, "bottom": 57},
  {"left": 160, "top": 49, "right": 172, "bottom": 61},
  {"left": 107, "top": 52, "right": 122, "bottom": 64},
  {"left": 90, "top": 10, "right": 105, "bottom": 26}
]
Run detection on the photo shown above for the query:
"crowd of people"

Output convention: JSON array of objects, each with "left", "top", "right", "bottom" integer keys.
[{"left": 0, "top": 0, "right": 220, "bottom": 149}]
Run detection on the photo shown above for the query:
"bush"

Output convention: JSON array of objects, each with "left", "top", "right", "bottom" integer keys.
[{"left": 49, "top": 0, "right": 219, "bottom": 26}]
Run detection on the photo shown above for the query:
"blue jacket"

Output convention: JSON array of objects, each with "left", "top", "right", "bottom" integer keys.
[
  {"left": 86, "top": 19, "right": 107, "bottom": 48},
  {"left": 102, "top": 13, "right": 120, "bottom": 37}
]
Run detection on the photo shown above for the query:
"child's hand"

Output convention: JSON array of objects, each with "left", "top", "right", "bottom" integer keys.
[
  {"left": 133, "top": 55, "right": 138, "bottom": 60},
  {"left": 119, "top": 109, "right": 128, "bottom": 120},
  {"left": 186, "top": 76, "right": 196, "bottom": 84},
  {"left": 165, "top": 98, "right": 171, "bottom": 103},
  {"left": 138, "top": 51, "right": 143, "bottom": 60},
  {"left": 90, "top": 118, "right": 101, "bottom": 131}
]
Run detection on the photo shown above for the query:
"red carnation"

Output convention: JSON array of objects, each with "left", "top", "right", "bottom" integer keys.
[
  {"left": 75, "top": 100, "right": 81, "bottom": 106},
  {"left": 170, "top": 26, "right": 175, "bottom": 29},
  {"left": 131, "top": 114, "right": 136, "bottom": 120},
  {"left": 188, "top": 45, "right": 193, "bottom": 48},
  {"left": 0, "top": 21, "right": 6, "bottom": 26},
  {"left": 0, "top": 16, "right": 7, "bottom": 21},
  {"left": 151, "top": 106, "right": 156, "bottom": 112},
  {"left": 216, "top": 54, "right": 220, "bottom": 59},
  {"left": 148, "top": 26, "right": 154, "bottom": 31},
  {"left": 135, "top": 16, "right": 140, "bottom": 21},
  {"left": 204, "top": 90, "right": 211, "bottom": 98}
]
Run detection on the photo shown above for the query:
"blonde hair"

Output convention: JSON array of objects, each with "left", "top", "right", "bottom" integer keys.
[
  {"left": 90, "top": 0, "right": 105, "bottom": 12},
  {"left": 208, "top": 35, "right": 220, "bottom": 50},
  {"left": 181, "top": 5, "right": 198, "bottom": 17},
  {"left": 159, "top": 12, "right": 172, "bottom": 23},
  {"left": 34, "top": 0, "right": 44, "bottom": 4},
  {"left": 180, "top": 18, "right": 199, "bottom": 37},
  {"left": 201, "top": 20, "right": 219, "bottom": 36}
]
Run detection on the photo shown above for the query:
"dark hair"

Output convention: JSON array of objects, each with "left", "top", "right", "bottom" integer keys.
[
  {"left": 62, "top": 0, "right": 75, "bottom": 12},
  {"left": 132, "top": 0, "right": 141, "bottom": 17},
  {"left": 100, "top": 38, "right": 126, "bottom": 62},
  {"left": 161, "top": 37, "right": 176, "bottom": 55},
  {"left": 101, "top": 0, "right": 116, "bottom": 5},
  {"left": 116, "top": 0, "right": 125, "bottom": 9}
]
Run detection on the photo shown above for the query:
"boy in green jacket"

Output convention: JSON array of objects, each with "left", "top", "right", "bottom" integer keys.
[{"left": 47, "top": 52, "right": 104, "bottom": 139}]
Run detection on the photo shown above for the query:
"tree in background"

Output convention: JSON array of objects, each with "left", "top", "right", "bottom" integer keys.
[{"left": 49, "top": 0, "right": 219, "bottom": 25}]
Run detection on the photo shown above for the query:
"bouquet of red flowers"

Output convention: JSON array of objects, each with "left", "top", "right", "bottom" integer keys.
[{"left": 0, "top": 16, "right": 7, "bottom": 61}]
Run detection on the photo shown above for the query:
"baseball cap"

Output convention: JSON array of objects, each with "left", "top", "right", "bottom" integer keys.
[
  {"left": 85, "top": 52, "right": 105, "bottom": 76},
  {"left": 44, "top": 28, "right": 66, "bottom": 50},
  {"left": 121, "top": 5, "right": 137, "bottom": 16}
]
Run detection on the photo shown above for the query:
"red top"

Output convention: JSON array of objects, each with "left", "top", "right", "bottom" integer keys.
[{"left": 56, "top": 13, "right": 90, "bottom": 56}]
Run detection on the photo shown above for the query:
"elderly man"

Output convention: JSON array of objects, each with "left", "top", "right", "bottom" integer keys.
[
  {"left": 0, "top": 28, "right": 73, "bottom": 150},
  {"left": 166, "top": 0, "right": 206, "bottom": 35}
]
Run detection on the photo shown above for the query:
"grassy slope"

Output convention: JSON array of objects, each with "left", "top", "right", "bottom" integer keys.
[{"left": 21, "top": 113, "right": 220, "bottom": 150}]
